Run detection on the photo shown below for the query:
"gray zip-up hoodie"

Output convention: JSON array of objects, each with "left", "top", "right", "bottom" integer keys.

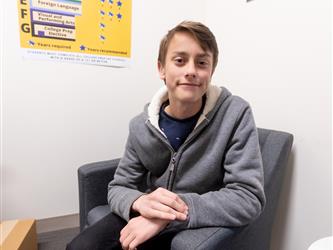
[{"left": 108, "top": 85, "right": 265, "bottom": 230}]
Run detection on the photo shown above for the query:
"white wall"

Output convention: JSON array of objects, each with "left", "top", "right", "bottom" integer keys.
[{"left": 2, "top": 0, "right": 331, "bottom": 249}]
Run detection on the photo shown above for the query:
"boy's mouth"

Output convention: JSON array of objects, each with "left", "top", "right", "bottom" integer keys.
[{"left": 178, "top": 82, "right": 200, "bottom": 87}]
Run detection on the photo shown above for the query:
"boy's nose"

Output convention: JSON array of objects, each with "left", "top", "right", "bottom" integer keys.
[{"left": 185, "top": 61, "right": 197, "bottom": 78}]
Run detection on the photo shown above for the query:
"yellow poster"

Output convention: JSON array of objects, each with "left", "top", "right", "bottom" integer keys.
[{"left": 17, "top": 0, "right": 132, "bottom": 67}]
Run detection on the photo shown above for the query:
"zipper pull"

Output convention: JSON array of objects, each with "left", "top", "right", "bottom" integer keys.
[
  {"left": 167, "top": 156, "right": 176, "bottom": 190},
  {"left": 170, "top": 157, "right": 176, "bottom": 172}
]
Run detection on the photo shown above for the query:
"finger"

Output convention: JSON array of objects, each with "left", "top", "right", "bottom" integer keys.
[
  {"left": 129, "top": 238, "right": 140, "bottom": 250},
  {"left": 122, "top": 233, "right": 136, "bottom": 250},
  {"left": 129, "top": 233, "right": 150, "bottom": 250},
  {"left": 151, "top": 202, "right": 187, "bottom": 220},
  {"left": 155, "top": 194, "right": 188, "bottom": 213},
  {"left": 120, "top": 226, "right": 130, "bottom": 243},
  {"left": 156, "top": 188, "right": 188, "bottom": 209},
  {"left": 143, "top": 207, "right": 177, "bottom": 220}
]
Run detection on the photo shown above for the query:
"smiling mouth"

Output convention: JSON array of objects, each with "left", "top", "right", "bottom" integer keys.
[{"left": 178, "top": 83, "right": 200, "bottom": 87}]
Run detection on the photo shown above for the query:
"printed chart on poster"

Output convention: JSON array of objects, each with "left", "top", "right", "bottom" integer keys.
[{"left": 17, "top": 0, "right": 132, "bottom": 67}]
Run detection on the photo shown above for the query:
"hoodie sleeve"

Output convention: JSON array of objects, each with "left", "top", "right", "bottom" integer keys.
[
  {"left": 107, "top": 124, "right": 147, "bottom": 221},
  {"left": 167, "top": 106, "right": 266, "bottom": 230}
]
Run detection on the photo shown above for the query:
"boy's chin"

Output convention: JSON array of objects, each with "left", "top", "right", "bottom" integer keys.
[{"left": 176, "top": 95, "right": 203, "bottom": 104}]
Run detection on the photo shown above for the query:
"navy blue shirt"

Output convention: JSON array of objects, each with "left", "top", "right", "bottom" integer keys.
[{"left": 159, "top": 97, "right": 206, "bottom": 151}]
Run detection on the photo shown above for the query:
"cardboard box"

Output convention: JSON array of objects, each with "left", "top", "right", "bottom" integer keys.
[{"left": 0, "top": 219, "right": 37, "bottom": 250}]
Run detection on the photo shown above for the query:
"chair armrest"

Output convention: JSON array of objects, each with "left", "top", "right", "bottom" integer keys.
[
  {"left": 78, "top": 158, "right": 120, "bottom": 231},
  {"left": 171, "top": 226, "right": 242, "bottom": 249}
]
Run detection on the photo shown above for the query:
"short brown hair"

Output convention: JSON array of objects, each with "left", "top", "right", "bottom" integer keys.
[{"left": 158, "top": 21, "right": 219, "bottom": 72}]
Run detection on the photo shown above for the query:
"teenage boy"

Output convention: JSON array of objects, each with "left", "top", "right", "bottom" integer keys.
[{"left": 67, "top": 20, "right": 265, "bottom": 250}]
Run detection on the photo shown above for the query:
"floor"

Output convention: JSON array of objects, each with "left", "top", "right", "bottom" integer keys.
[{"left": 38, "top": 227, "right": 80, "bottom": 250}]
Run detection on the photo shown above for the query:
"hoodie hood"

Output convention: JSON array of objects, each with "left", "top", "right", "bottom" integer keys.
[{"left": 147, "top": 84, "right": 223, "bottom": 135}]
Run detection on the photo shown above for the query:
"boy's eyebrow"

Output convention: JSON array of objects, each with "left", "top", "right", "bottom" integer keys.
[{"left": 171, "top": 51, "right": 212, "bottom": 58}]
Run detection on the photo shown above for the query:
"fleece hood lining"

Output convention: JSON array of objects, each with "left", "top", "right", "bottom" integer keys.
[{"left": 147, "top": 84, "right": 222, "bottom": 136}]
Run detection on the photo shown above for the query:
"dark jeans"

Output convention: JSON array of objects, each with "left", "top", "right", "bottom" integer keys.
[{"left": 66, "top": 213, "right": 177, "bottom": 250}]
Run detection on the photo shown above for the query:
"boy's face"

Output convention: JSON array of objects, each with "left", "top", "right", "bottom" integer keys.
[{"left": 158, "top": 32, "right": 214, "bottom": 107}]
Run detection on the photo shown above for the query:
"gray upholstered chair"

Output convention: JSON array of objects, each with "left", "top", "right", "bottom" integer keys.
[{"left": 78, "top": 128, "right": 293, "bottom": 250}]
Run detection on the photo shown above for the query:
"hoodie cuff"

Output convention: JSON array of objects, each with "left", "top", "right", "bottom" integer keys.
[
  {"left": 120, "top": 190, "right": 145, "bottom": 221},
  {"left": 165, "top": 193, "right": 193, "bottom": 230}
]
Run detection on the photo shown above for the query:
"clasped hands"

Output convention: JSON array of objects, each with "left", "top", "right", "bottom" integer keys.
[{"left": 120, "top": 187, "right": 188, "bottom": 250}]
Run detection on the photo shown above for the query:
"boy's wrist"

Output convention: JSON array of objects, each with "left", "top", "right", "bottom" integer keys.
[
  {"left": 131, "top": 194, "right": 145, "bottom": 213},
  {"left": 130, "top": 196, "right": 143, "bottom": 218},
  {"left": 131, "top": 199, "right": 139, "bottom": 212}
]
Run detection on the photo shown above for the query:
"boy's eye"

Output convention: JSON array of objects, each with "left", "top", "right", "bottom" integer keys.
[
  {"left": 198, "top": 60, "right": 209, "bottom": 67},
  {"left": 174, "top": 57, "right": 184, "bottom": 64}
]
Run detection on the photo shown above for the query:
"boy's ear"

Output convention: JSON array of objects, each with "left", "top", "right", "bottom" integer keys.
[{"left": 158, "top": 61, "right": 166, "bottom": 80}]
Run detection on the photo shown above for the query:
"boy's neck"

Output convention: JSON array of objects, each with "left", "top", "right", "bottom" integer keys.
[{"left": 164, "top": 99, "right": 203, "bottom": 120}]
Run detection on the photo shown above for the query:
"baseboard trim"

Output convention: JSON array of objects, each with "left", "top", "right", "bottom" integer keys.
[{"left": 36, "top": 213, "right": 79, "bottom": 234}]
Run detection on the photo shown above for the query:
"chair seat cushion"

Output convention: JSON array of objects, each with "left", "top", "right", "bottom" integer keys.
[{"left": 87, "top": 205, "right": 111, "bottom": 227}]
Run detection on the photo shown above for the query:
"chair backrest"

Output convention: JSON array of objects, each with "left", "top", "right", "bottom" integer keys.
[
  {"left": 229, "top": 128, "right": 293, "bottom": 249},
  {"left": 78, "top": 159, "right": 120, "bottom": 231}
]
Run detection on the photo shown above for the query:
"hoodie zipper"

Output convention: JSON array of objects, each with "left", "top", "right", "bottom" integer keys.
[
  {"left": 166, "top": 155, "right": 177, "bottom": 190},
  {"left": 145, "top": 121, "right": 176, "bottom": 190},
  {"left": 146, "top": 118, "right": 209, "bottom": 190},
  {"left": 166, "top": 119, "right": 211, "bottom": 190}
]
